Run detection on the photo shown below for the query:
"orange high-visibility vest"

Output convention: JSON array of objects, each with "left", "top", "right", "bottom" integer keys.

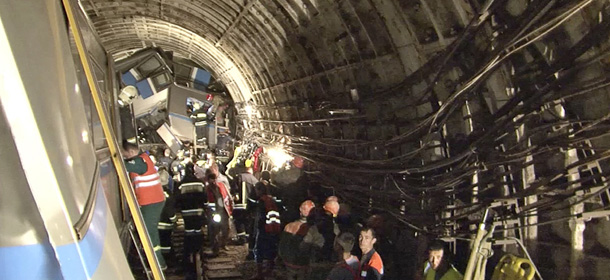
[{"left": 129, "top": 153, "right": 165, "bottom": 206}]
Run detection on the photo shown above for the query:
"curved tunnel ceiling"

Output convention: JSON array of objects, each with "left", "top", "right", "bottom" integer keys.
[
  {"left": 84, "top": 0, "right": 440, "bottom": 103},
  {"left": 82, "top": 0, "right": 610, "bottom": 232}
]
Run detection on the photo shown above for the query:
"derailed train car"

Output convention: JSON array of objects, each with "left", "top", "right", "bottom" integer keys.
[{"left": 0, "top": 0, "right": 135, "bottom": 279}]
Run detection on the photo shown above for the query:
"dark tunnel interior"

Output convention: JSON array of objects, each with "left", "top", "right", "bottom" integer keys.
[{"left": 79, "top": 0, "right": 610, "bottom": 278}]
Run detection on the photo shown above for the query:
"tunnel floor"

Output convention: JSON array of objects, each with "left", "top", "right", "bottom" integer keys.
[
  {"left": 128, "top": 216, "right": 610, "bottom": 279},
  {"left": 131, "top": 214, "right": 290, "bottom": 280}
]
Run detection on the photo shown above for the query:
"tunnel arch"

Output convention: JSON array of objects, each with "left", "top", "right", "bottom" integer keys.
[{"left": 82, "top": 0, "right": 610, "bottom": 249}]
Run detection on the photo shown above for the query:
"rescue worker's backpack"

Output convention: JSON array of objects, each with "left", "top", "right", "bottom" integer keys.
[
  {"left": 340, "top": 262, "right": 361, "bottom": 280},
  {"left": 260, "top": 195, "right": 281, "bottom": 234}
]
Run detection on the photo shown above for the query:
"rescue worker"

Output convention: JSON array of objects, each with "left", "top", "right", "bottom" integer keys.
[
  {"left": 206, "top": 149, "right": 226, "bottom": 176},
  {"left": 234, "top": 167, "right": 259, "bottom": 247},
  {"left": 121, "top": 141, "right": 167, "bottom": 269},
  {"left": 171, "top": 151, "right": 186, "bottom": 182},
  {"left": 327, "top": 232, "right": 360, "bottom": 280},
  {"left": 318, "top": 199, "right": 340, "bottom": 262},
  {"left": 175, "top": 163, "right": 208, "bottom": 279},
  {"left": 359, "top": 227, "right": 384, "bottom": 280},
  {"left": 279, "top": 200, "right": 323, "bottom": 280},
  {"left": 210, "top": 162, "right": 235, "bottom": 242},
  {"left": 246, "top": 169, "right": 262, "bottom": 259},
  {"left": 237, "top": 167, "right": 259, "bottom": 197},
  {"left": 210, "top": 162, "right": 231, "bottom": 192},
  {"left": 421, "top": 240, "right": 463, "bottom": 280},
  {"left": 250, "top": 182, "right": 282, "bottom": 279},
  {"left": 157, "top": 148, "right": 173, "bottom": 171},
  {"left": 323, "top": 199, "right": 341, "bottom": 236},
  {"left": 157, "top": 167, "right": 177, "bottom": 267},
  {"left": 308, "top": 206, "right": 336, "bottom": 279},
  {"left": 257, "top": 171, "right": 282, "bottom": 200},
  {"left": 192, "top": 155, "right": 206, "bottom": 181},
  {"left": 205, "top": 170, "right": 233, "bottom": 256},
  {"left": 328, "top": 196, "right": 357, "bottom": 246}
]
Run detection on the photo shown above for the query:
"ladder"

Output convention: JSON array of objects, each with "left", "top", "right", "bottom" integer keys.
[{"left": 129, "top": 222, "right": 153, "bottom": 280}]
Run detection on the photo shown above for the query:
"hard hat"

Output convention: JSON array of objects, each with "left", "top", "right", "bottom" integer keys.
[
  {"left": 118, "top": 85, "right": 138, "bottom": 106},
  {"left": 300, "top": 200, "right": 315, "bottom": 217},
  {"left": 323, "top": 200, "right": 340, "bottom": 217},
  {"left": 292, "top": 156, "right": 304, "bottom": 168}
]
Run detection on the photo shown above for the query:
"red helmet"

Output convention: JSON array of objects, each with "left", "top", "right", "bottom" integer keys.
[
  {"left": 292, "top": 156, "right": 304, "bottom": 168},
  {"left": 323, "top": 200, "right": 340, "bottom": 217}
]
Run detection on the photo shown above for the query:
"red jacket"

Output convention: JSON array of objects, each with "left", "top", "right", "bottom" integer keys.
[
  {"left": 129, "top": 153, "right": 165, "bottom": 206},
  {"left": 207, "top": 181, "right": 233, "bottom": 216}
]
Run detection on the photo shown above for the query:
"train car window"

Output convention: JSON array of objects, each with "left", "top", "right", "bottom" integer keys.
[
  {"left": 76, "top": 68, "right": 94, "bottom": 137},
  {"left": 152, "top": 72, "right": 171, "bottom": 91},
  {"left": 91, "top": 100, "right": 106, "bottom": 150},
  {"left": 193, "top": 68, "right": 211, "bottom": 91},
  {"left": 174, "top": 63, "right": 191, "bottom": 86},
  {"left": 28, "top": 30, "right": 98, "bottom": 224},
  {"left": 90, "top": 58, "right": 109, "bottom": 105},
  {"left": 90, "top": 57, "right": 109, "bottom": 150},
  {"left": 136, "top": 56, "right": 163, "bottom": 77},
  {"left": 96, "top": 150, "right": 123, "bottom": 227}
]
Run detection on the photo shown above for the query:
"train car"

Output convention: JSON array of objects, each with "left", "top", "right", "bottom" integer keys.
[{"left": 0, "top": 0, "right": 135, "bottom": 279}]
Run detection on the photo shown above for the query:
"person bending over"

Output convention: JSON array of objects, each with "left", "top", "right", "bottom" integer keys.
[{"left": 121, "top": 141, "right": 167, "bottom": 269}]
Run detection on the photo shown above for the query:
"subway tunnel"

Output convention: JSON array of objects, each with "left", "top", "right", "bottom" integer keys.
[
  {"left": 2, "top": 0, "right": 610, "bottom": 279},
  {"left": 79, "top": 0, "right": 610, "bottom": 278}
]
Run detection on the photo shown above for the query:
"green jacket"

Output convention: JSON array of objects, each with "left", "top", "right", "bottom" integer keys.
[{"left": 423, "top": 261, "right": 463, "bottom": 280}]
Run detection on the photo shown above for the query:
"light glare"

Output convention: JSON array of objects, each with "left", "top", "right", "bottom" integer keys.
[
  {"left": 81, "top": 130, "right": 89, "bottom": 143},
  {"left": 267, "top": 147, "right": 293, "bottom": 168},
  {"left": 245, "top": 105, "right": 254, "bottom": 115}
]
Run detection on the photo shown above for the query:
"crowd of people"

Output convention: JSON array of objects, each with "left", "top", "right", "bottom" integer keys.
[{"left": 121, "top": 142, "right": 465, "bottom": 280}]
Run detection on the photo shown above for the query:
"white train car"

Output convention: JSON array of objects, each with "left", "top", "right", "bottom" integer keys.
[{"left": 0, "top": 0, "right": 136, "bottom": 279}]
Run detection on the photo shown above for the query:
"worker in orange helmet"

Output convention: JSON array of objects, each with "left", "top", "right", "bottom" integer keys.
[
  {"left": 323, "top": 200, "right": 340, "bottom": 218},
  {"left": 279, "top": 200, "right": 324, "bottom": 280}
]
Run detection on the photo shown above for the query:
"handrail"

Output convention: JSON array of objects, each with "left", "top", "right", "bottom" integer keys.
[
  {"left": 60, "top": 0, "right": 165, "bottom": 279},
  {"left": 73, "top": 164, "right": 99, "bottom": 239}
]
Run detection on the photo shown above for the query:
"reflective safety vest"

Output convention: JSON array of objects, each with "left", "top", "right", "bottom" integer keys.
[
  {"left": 261, "top": 195, "right": 281, "bottom": 234},
  {"left": 218, "top": 181, "right": 234, "bottom": 216},
  {"left": 360, "top": 250, "right": 384, "bottom": 280},
  {"left": 129, "top": 153, "right": 165, "bottom": 206}
]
